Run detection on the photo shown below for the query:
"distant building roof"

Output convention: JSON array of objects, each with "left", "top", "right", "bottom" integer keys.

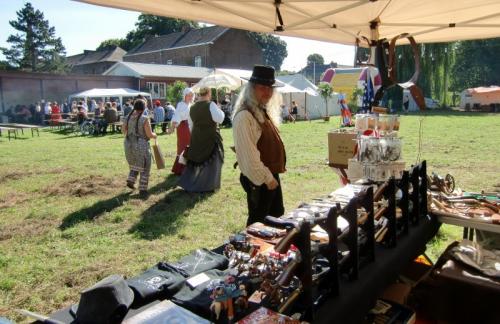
[
  {"left": 66, "top": 47, "right": 126, "bottom": 66},
  {"left": 103, "top": 61, "right": 212, "bottom": 79},
  {"left": 125, "top": 26, "right": 229, "bottom": 57}
]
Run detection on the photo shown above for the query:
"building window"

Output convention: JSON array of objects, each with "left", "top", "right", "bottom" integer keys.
[
  {"left": 194, "top": 55, "right": 202, "bottom": 67},
  {"left": 146, "top": 82, "right": 167, "bottom": 99}
]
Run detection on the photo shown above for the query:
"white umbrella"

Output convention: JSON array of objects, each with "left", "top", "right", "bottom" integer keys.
[{"left": 192, "top": 71, "right": 242, "bottom": 91}]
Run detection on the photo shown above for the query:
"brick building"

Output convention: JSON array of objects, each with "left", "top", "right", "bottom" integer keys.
[
  {"left": 66, "top": 47, "right": 126, "bottom": 75},
  {"left": 124, "top": 26, "right": 263, "bottom": 69},
  {"left": 0, "top": 71, "right": 135, "bottom": 112}
]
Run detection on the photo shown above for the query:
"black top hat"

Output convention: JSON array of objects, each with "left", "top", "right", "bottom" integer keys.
[
  {"left": 244, "top": 65, "right": 283, "bottom": 87},
  {"left": 70, "top": 274, "right": 134, "bottom": 324}
]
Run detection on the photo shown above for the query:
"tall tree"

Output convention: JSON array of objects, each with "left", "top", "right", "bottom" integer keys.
[
  {"left": 307, "top": 53, "right": 324, "bottom": 66},
  {"left": 248, "top": 32, "right": 288, "bottom": 71},
  {"left": 125, "top": 15, "right": 199, "bottom": 50},
  {"left": 1, "top": 2, "right": 66, "bottom": 72},
  {"left": 451, "top": 38, "right": 500, "bottom": 92}
]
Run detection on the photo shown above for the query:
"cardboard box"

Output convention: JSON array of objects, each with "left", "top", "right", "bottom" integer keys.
[{"left": 328, "top": 130, "right": 357, "bottom": 168}]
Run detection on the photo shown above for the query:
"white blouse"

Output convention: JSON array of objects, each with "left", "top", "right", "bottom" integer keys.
[{"left": 172, "top": 101, "right": 192, "bottom": 130}]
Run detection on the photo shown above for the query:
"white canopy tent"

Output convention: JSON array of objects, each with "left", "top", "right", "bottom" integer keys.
[
  {"left": 68, "top": 88, "right": 152, "bottom": 108},
  {"left": 78, "top": 1, "right": 500, "bottom": 46}
]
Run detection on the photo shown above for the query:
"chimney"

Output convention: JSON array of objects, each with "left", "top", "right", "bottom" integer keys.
[{"left": 181, "top": 25, "right": 192, "bottom": 33}]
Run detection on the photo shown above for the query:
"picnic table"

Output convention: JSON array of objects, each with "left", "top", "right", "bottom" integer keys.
[
  {"left": 0, "top": 123, "right": 41, "bottom": 138},
  {"left": 0, "top": 126, "right": 18, "bottom": 140}
]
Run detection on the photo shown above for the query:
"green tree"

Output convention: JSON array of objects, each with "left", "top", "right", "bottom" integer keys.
[
  {"left": 387, "top": 41, "right": 456, "bottom": 108},
  {"left": 96, "top": 39, "right": 128, "bottom": 51},
  {"left": 307, "top": 53, "right": 324, "bottom": 66},
  {"left": 125, "top": 15, "right": 199, "bottom": 50},
  {"left": 1, "top": 2, "right": 66, "bottom": 72},
  {"left": 451, "top": 38, "right": 500, "bottom": 92},
  {"left": 318, "top": 83, "right": 334, "bottom": 118},
  {"left": 167, "top": 81, "right": 188, "bottom": 104},
  {"left": 248, "top": 32, "right": 287, "bottom": 71}
]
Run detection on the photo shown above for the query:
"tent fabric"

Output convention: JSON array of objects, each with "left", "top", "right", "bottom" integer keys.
[
  {"left": 469, "top": 86, "right": 500, "bottom": 94},
  {"left": 69, "top": 88, "right": 151, "bottom": 99},
  {"left": 277, "top": 74, "right": 318, "bottom": 92},
  {"left": 103, "top": 62, "right": 212, "bottom": 79},
  {"left": 78, "top": 1, "right": 500, "bottom": 45}
]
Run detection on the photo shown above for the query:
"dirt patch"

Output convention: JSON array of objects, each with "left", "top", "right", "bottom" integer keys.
[
  {"left": 0, "top": 217, "right": 59, "bottom": 241},
  {"left": 0, "top": 171, "right": 34, "bottom": 184},
  {"left": 0, "top": 192, "right": 30, "bottom": 209},
  {"left": 44, "top": 175, "right": 123, "bottom": 197},
  {"left": 0, "top": 167, "right": 70, "bottom": 185}
]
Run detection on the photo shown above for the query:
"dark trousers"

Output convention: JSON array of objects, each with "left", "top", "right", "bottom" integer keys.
[{"left": 240, "top": 173, "right": 284, "bottom": 226}]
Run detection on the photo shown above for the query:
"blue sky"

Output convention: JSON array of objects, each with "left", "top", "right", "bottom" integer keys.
[{"left": 0, "top": 0, "right": 355, "bottom": 71}]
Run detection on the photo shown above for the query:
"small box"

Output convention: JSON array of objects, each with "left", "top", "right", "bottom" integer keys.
[{"left": 328, "top": 130, "right": 357, "bottom": 168}]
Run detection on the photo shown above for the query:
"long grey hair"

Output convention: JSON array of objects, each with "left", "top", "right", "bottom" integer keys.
[{"left": 232, "top": 83, "right": 282, "bottom": 127}]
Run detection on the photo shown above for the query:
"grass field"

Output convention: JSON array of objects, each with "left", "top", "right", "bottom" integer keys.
[{"left": 0, "top": 111, "right": 499, "bottom": 321}]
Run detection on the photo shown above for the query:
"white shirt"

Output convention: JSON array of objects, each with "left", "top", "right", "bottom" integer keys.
[
  {"left": 232, "top": 110, "right": 275, "bottom": 186},
  {"left": 208, "top": 101, "right": 225, "bottom": 124},
  {"left": 172, "top": 101, "right": 192, "bottom": 130}
]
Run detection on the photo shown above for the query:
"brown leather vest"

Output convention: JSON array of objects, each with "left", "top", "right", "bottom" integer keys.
[{"left": 257, "top": 112, "right": 286, "bottom": 174}]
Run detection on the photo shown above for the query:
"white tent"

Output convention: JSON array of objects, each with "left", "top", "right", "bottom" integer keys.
[
  {"left": 68, "top": 88, "right": 152, "bottom": 107},
  {"left": 78, "top": 1, "right": 500, "bottom": 45},
  {"left": 277, "top": 74, "right": 318, "bottom": 92}
]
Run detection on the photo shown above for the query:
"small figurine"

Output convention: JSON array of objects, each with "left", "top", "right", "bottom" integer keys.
[
  {"left": 234, "top": 283, "right": 248, "bottom": 311},
  {"left": 209, "top": 276, "right": 241, "bottom": 322}
]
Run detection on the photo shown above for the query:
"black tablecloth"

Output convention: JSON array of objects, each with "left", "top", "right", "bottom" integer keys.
[{"left": 314, "top": 215, "right": 440, "bottom": 324}]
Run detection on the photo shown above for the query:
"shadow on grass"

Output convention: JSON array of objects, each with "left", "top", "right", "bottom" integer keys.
[
  {"left": 128, "top": 186, "right": 214, "bottom": 240},
  {"left": 59, "top": 174, "right": 179, "bottom": 230}
]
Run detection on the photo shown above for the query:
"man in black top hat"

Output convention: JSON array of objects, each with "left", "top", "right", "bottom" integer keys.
[{"left": 232, "top": 65, "right": 287, "bottom": 226}]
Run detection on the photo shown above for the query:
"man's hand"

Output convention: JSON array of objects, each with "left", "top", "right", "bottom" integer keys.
[{"left": 266, "top": 178, "right": 279, "bottom": 190}]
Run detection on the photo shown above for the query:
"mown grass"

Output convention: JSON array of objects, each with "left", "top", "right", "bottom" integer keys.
[{"left": 0, "top": 111, "right": 499, "bottom": 321}]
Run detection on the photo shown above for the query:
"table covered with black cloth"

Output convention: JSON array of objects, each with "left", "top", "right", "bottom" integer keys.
[{"left": 313, "top": 214, "right": 440, "bottom": 324}]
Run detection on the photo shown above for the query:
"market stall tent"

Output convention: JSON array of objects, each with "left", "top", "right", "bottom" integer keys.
[
  {"left": 78, "top": 1, "right": 500, "bottom": 45},
  {"left": 68, "top": 88, "right": 152, "bottom": 107}
]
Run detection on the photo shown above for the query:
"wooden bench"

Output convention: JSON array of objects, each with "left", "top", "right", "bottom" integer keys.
[
  {"left": 57, "top": 120, "right": 78, "bottom": 131},
  {"left": 109, "top": 121, "right": 123, "bottom": 133},
  {"left": 0, "top": 123, "right": 41, "bottom": 137},
  {"left": 0, "top": 126, "right": 18, "bottom": 140}
]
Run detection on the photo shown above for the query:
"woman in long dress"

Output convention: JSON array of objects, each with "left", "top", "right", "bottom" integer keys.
[
  {"left": 169, "top": 88, "right": 194, "bottom": 175},
  {"left": 178, "top": 87, "right": 225, "bottom": 192},
  {"left": 123, "top": 99, "right": 157, "bottom": 197}
]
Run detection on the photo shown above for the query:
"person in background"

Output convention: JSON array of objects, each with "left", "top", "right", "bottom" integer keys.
[
  {"left": 44, "top": 101, "right": 52, "bottom": 124},
  {"left": 291, "top": 100, "right": 298, "bottom": 123},
  {"left": 178, "top": 87, "right": 225, "bottom": 192},
  {"left": 89, "top": 99, "right": 97, "bottom": 113},
  {"left": 62, "top": 101, "right": 70, "bottom": 114},
  {"left": 152, "top": 100, "right": 165, "bottom": 133},
  {"left": 402, "top": 93, "right": 410, "bottom": 114},
  {"left": 123, "top": 100, "right": 133, "bottom": 119},
  {"left": 232, "top": 65, "right": 287, "bottom": 226},
  {"left": 164, "top": 101, "right": 175, "bottom": 132},
  {"left": 95, "top": 101, "right": 104, "bottom": 117},
  {"left": 123, "top": 99, "right": 157, "bottom": 198},
  {"left": 35, "top": 101, "right": 43, "bottom": 124},
  {"left": 102, "top": 101, "right": 118, "bottom": 134},
  {"left": 169, "top": 87, "right": 194, "bottom": 175},
  {"left": 281, "top": 104, "right": 292, "bottom": 123}
]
